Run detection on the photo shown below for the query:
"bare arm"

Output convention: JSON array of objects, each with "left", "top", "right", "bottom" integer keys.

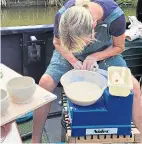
[
  {"left": 90, "top": 33, "right": 125, "bottom": 61},
  {"left": 53, "top": 36, "right": 79, "bottom": 65}
]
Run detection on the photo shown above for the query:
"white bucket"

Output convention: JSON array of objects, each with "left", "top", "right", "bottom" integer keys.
[{"left": 60, "top": 69, "right": 107, "bottom": 106}]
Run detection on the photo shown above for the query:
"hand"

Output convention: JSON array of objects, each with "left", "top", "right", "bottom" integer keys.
[
  {"left": 72, "top": 60, "right": 83, "bottom": 70},
  {"left": 83, "top": 55, "right": 99, "bottom": 71}
]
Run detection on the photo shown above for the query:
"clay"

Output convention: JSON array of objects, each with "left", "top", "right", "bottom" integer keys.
[
  {"left": 6, "top": 76, "right": 36, "bottom": 104},
  {"left": 64, "top": 81, "right": 103, "bottom": 105},
  {"left": 0, "top": 89, "right": 10, "bottom": 116}
]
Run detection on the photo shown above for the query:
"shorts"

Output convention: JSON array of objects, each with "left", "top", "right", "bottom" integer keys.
[{"left": 45, "top": 50, "right": 127, "bottom": 85}]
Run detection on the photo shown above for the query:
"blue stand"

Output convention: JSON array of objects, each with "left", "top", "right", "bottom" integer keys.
[{"left": 67, "top": 88, "right": 133, "bottom": 137}]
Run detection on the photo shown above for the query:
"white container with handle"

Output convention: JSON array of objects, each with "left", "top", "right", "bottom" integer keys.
[{"left": 108, "top": 66, "right": 133, "bottom": 97}]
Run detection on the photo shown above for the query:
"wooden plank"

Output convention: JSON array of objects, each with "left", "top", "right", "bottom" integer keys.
[
  {"left": 66, "top": 128, "right": 141, "bottom": 143},
  {"left": 67, "top": 130, "right": 76, "bottom": 143},
  {"left": 132, "top": 128, "right": 141, "bottom": 143},
  {"left": 0, "top": 64, "right": 57, "bottom": 126},
  {"left": 75, "top": 135, "right": 134, "bottom": 143}
]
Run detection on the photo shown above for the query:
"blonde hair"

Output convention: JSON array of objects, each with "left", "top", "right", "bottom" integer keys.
[
  {"left": 75, "top": 0, "right": 90, "bottom": 7},
  {"left": 59, "top": 0, "right": 95, "bottom": 53}
]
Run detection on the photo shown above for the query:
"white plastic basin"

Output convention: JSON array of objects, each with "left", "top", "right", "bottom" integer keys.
[{"left": 60, "top": 69, "right": 107, "bottom": 106}]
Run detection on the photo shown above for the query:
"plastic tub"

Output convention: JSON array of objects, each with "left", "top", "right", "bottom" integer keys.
[
  {"left": 60, "top": 69, "right": 107, "bottom": 106},
  {"left": 108, "top": 66, "right": 133, "bottom": 97}
]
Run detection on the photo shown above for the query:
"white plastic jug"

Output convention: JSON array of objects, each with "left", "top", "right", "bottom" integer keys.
[{"left": 60, "top": 69, "right": 108, "bottom": 106}]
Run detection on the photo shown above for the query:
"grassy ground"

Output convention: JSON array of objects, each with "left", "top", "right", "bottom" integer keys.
[
  {"left": 122, "top": 7, "right": 136, "bottom": 21},
  {"left": 17, "top": 120, "right": 48, "bottom": 143}
]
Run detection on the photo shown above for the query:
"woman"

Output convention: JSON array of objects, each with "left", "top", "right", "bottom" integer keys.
[{"left": 32, "top": 0, "right": 142, "bottom": 143}]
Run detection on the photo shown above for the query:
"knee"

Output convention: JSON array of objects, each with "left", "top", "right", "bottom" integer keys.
[
  {"left": 39, "top": 74, "right": 56, "bottom": 92},
  {"left": 39, "top": 75, "right": 47, "bottom": 88}
]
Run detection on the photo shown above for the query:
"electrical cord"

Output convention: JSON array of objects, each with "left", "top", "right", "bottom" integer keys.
[{"left": 61, "top": 119, "right": 67, "bottom": 131}]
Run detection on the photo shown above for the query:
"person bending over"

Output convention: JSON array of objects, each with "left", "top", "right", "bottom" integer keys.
[{"left": 32, "top": 0, "right": 142, "bottom": 142}]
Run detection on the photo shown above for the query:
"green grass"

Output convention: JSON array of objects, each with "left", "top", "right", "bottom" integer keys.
[
  {"left": 17, "top": 120, "right": 48, "bottom": 143},
  {"left": 122, "top": 7, "right": 136, "bottom": 21}
]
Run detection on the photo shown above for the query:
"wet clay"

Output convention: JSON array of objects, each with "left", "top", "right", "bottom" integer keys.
[{"left": 65, "top": 81, "right": 102, "bottom": 102}]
